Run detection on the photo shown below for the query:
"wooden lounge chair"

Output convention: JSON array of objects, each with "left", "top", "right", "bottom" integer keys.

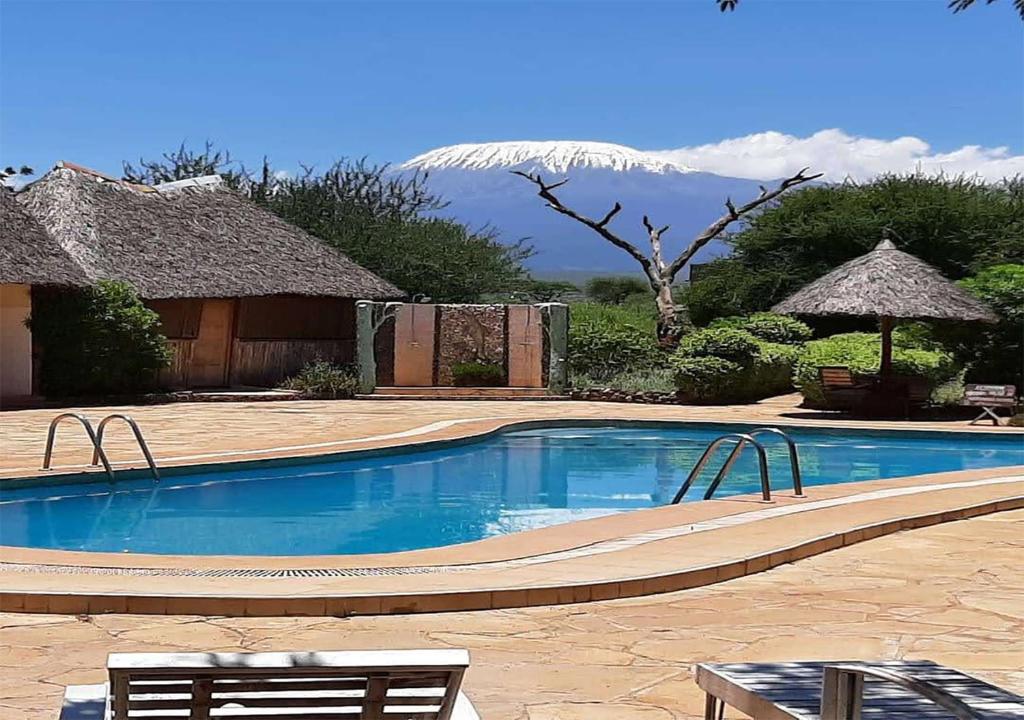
[
  {"left": 818, "top": 367, "right": 873, "bottom": 411},
  {"left": 696, "top": 659, "right": 1024, "bottom": 719},
  {"left": 963, "top": 384, "right": 1018, "bottom": 426},
  {"left": 59, "top": 649, "right": 480, "bottom": 720}
]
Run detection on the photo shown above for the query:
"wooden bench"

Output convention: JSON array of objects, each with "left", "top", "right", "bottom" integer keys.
[
  {"left": 963, "top": 384, "right": 1018, "bottom": 425},
  {"left": 59, "top": 649, "right": 480, "bottom": 720},
  {"left": 818, "top": 367, "right": 873, "bottom": 411},
  {"left": 696, "top": 660, "right": 1024, "bottom": 719}
]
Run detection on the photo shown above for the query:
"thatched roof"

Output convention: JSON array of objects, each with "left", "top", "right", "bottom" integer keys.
[
  {"left": 772, "top": 239, "right": 997, "bottom": 322},
  {"left": 17, "top": 163, "right": 403, "bottom": 300},
  {"left": 0, "top": 186, "right": 89, "bottom": 286}
]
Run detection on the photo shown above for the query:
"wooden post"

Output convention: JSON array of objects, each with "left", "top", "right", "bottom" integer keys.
[{"left": 879, "top": 315, "right": 894, "bottom": 377}]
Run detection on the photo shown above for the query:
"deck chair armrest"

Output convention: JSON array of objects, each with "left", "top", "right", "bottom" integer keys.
[{"left": 821, "top": 664, "right": 983, "bottom": 720}]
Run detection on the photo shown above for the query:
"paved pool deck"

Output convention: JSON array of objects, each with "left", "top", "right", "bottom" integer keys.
[{"left": 3, "top": 510, "right": 1022, "bottom": 720}]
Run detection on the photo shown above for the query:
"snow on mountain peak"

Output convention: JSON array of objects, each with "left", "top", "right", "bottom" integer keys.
[{"left": 402, "top": 140, "right": 696, "bottom": 175}]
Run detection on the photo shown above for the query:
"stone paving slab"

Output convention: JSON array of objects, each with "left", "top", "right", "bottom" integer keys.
[{"left": 2, "top": 510, "right": 1021, "bottom": 720}]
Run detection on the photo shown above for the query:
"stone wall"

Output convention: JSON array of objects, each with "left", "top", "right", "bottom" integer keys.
[{"left": 435, "top": 305, "right": 506, "bottom": 385}]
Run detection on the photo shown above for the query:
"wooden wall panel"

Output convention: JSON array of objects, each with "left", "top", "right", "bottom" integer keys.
[
  {"left": 159, "top": 340, "right": 194, "bottom": 389},
  {"left": 393, "top": 304, "right": 436, "bottom": 387},
  {"left": 229, "top": 339, "right": 353, "bottom": 387},
  {"left": 507, "top": 305, "right": 543, "bottom": 387}
]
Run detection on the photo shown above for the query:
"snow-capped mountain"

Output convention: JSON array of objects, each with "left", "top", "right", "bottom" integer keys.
[
  {"left": 398, "top": 140, "right": 772, "bottom": 275},
  {"left": 404, "top": 140, "right": 695, "bottom": 175}
]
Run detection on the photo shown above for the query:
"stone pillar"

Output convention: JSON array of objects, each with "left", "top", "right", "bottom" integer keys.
[
  {"left": 540, "top": 302, "right": 569, "bottom": 395},
  {"left": 355, "top": 300, "right": 377, "bottom": 394}
]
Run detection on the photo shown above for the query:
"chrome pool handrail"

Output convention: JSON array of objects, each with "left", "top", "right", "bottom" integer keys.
[
  {"left": 748, "top": 427, "right": 803, "bottom": 496},
  {"left": 91, "top": 414, "right": 160, "bottom": 482},
  {"left": 672, "top": 433, "right": 771, "bottom": 504},
  {"left": 41, "top": 413, "right": 115, "bottom": 481}
]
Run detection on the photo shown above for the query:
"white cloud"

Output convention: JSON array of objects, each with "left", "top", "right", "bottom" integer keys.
[{"left": 650, "top": 129, "right": 1024, "bottom": 182}]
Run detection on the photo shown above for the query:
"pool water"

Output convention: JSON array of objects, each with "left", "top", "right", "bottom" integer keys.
[{"left": 1, "top": 423, "right": 1021, "bottom": 556}]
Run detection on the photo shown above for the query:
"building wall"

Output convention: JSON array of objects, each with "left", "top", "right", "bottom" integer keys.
[
  {"left": 0, "top": 283, "right": 33, "bottom": 403},
  {"left": 150, "top": 296, "right": 357, "bottom": 390}
]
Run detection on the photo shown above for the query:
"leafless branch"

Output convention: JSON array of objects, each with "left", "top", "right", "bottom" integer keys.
[
  {"left": 512, "top": 171, "right": 654, "bottom": 276},
  {"left": 664, "top": 167, "right": 821, "bottom": 280}
]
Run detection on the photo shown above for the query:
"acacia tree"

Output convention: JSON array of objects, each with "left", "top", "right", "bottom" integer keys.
[
  {"left": 717, "top": 0, "right": 1024, "bottom": 19},
  {"left": 515, "top": 168, "right": 821, "bottom": 345}
]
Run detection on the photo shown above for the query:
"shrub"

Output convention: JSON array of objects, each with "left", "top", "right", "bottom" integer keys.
[
  {"left": 955, "top": 264, "right": 1024, "bottom": 387},
  {"left": 451, "top": 361, "right": 505, "bottom": 387},
  {"left": 568, "top": 302, "right": 665, "bottom": 380},
  {"left": 585, "top": 276, "right": 649, "bottom": 304},
  {"left": 793, "top": 332, "right": 957, "bottom": 406},
  {"left": 281, "top": 360, "right": 359, "bottom": 398},
  {"left": 676, "top": 327, "right": 761, "bottom": 364},
  {"left": 28, "top": 281, "right": 170, "bottom": 396},
  {"left": 671, "top": 356, "right": 744, "bottom": 402},
  {"left": 711, "top": 312, "right": 813, "bottom": 344}
]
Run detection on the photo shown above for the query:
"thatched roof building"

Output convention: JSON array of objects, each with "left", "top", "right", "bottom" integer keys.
[
  {"left": 18, "top": 163, "right": 402, "bottom": 299},
  {"left": 772, "top": 239, "right": 996, "bottom": 322},
  {"left": 0, "top": 186, "right": 88, "bottom": 286}
]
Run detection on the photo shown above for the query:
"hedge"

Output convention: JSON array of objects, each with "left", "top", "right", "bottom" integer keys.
[{"left": 793, "top": 332, "right": 957, "bottom": 406}]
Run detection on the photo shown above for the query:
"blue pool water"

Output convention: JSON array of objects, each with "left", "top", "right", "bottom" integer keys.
[{"left": 1, "top": 423, "right": 1021, "bottom": 556}]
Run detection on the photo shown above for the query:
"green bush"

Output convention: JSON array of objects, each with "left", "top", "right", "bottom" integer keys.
[
  {"left": 956, "top": 264, "right": 1024, "bottom": 388},
  {"left": 451, "top": 361, "right": 505, "bottom": 387},
  {"left": 281, "top": 360, "right": 359, "bottom": 398},
  {"left": 585, "top": 276, "right": 649, "bottom": 304},
  {"left": 676, "top": 327, "right": 761, "bottom": 364},
  {"left": 568, "top": 302, "right": 665, "bottom": 380},
  {"left": 669, "top": 327, "right": 800, "bottom": 404},
  {"left": 28, "top": 281, "right": 170, "bottom": 396},
  {"left": 793, "top": 332, "right": 957, "bottom": 406},
  {"left": 711, "top": 312, "right": 813, "bottom": 344}
]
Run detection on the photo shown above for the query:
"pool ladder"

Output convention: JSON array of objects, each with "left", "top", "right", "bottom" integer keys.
[
  {"left": 41, "top": 413, "right": 160, "bottom": 482},
  {"left": 672, "top": 427, "right": 802, "bottom": 504}
]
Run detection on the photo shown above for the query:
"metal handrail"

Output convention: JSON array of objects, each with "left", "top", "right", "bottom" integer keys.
[
  {"left": 91, "top": 414, "right": 160, "bottom": 481},
  {"left": 41, "top": 413, "right": 115, "bottom": 481},
  {"left": 749, "top": 427, "right": 803, "bottom": 496},
  {"left": 821, "top": 664, "right": 982, "bottom": 720},
  {"left": 672, "top": 433, "right": 771, "bottom": 504}
]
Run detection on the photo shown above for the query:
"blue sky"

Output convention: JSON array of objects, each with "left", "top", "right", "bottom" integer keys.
[{"left": 2, "top": 0, "right": 1022, "bottom": 178}]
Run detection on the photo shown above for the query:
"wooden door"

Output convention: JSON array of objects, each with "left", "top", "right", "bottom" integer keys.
[
  {"left": 393, "top": 304, "right": 436, "bottom": 386},
  {"left": 507, "top": 305, "right": 544, "bottom": 387},
  {"left": 190, "top": 299, "right": 235, "bottom": 387}
]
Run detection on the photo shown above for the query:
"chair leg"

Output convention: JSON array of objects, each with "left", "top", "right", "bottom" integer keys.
[{"left": 704, "top": 693, "right": 724, "bottom": 719}]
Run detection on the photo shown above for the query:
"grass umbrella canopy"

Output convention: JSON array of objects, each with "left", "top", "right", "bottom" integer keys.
[
  {"left": 772, "top": 239, "right": 997, "bottom": 322},
  {"left": 773, "top": 239, "right": 997, "bottom": 377}
]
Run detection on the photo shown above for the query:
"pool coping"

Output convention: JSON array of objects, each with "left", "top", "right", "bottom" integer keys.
[{"left": 2, "top": 469, "right": 1022, "bottom": 616}]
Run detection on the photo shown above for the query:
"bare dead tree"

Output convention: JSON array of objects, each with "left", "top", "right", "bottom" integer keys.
[{"left": 513, "top": 167, "right": 822, "bottom": 345}]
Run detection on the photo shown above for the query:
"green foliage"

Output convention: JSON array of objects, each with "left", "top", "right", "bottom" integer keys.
[
  {"left": 676, "top": 327, "right": 761, "bottom": 364},
  {"left": 280, "top": 360, "right": 359, "bottom": 398},
  {"left": 709, "top": 312, "right": 812, "bottom": 344},
  {"left": 946, "top": 264, "right": 1024, "bottom": 387},
  {"left": 793, "top": 332, "right": 957, "bottom": 406},
  {"left": 516, "top": 279, "right": 579, "bottom": 302},
  {"left": 124, "top": 144, "right": 532, "bottom": 302},
  {"left": 685, "top": 174, "right": 1024, "bottom": 323},
  {"left": 451, "top": 361, "right": 505, "bottom": 387},
  {"left": 28, "top": 281, "right": 170, "bottom": 396},
  {"left": 572, "top": 367, "right": 676, "bottom": 394},
  {"left": 585, "top": 276, "right": 650, "bottom": 305},
  {"left": 568, "top": 302, "right": 665, "bottom": 381},
  {"left": 669, "top": 327, "right": 800, "bottom": 403}
]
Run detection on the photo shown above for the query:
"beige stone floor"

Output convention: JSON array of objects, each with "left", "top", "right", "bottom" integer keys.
[
  {"left": 3, "top": 510, "right": 1022, "bottom": 720},
  {"left": 3, "top": 395, "right": 1018, "bottom": 479}
]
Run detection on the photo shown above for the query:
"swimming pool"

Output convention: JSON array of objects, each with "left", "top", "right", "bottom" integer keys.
[{"left": 1, "top": 423, "right": 1021, "bottom": 556}]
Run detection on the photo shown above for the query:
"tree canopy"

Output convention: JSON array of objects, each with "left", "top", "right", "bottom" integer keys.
[
  {"left": 123, "top": 143, "right": 532, "bottom": 302},
  {"left": 685, "top": 174, "right": 1024, "bottom": 325}
]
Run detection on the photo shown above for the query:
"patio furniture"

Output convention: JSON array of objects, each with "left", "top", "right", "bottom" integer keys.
[
  {"left": 818, "top": 366, "right": 873, "bottom": 411},
  {"left": 696, "top": 659, "right": 1024, "bottom": 719},
  {"left": 963, "top": 384, "right": 1018, "bottom": 426},
  {"left": 59, "top": 649, "right": 479, "bottom": 720}
]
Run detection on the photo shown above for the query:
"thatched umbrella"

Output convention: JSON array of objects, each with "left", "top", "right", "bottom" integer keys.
[{"left": 772, "top": 239, "right": 997, "bottom": 376}]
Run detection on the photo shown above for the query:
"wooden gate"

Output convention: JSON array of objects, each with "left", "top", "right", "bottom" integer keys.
[
  {"left": 507, "top": 305, "right": 544, "bottom": 388},
  {"left": 393, "top": 304, "right": 436, "bottom": 386}
]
